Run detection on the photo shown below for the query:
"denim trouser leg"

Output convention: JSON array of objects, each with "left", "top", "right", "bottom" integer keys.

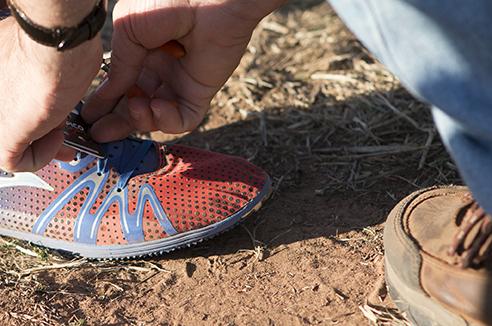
[{"left": 329, "top": 0, "right": 492, "bottom": 213}]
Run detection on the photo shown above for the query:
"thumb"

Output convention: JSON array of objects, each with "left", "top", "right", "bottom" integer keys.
[
  {"left": 82, "top": 30, "right": 146, "bottom": 124},
  {"left": 0, "top": 127, "right": 65, "bottom": 172},
  {"left": 82, "top": 0, "right": 194, "bottom": 124}
]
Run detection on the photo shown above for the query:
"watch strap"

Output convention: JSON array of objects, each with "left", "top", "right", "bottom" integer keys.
[
  {"left": 0, "top": 8, "right": 10, "bottom": 20},
  {"left": 7, "top": 0, "right": 106, "bottom": 51}
]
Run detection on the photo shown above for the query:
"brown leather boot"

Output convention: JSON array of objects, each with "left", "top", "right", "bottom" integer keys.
[{"left": 384, "top": 186, "right": 492, "bottom": 326}]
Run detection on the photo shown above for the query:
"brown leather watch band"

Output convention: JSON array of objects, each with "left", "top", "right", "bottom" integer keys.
[{"left": 7, "top": 0, "right": 106, "bottom": 51}]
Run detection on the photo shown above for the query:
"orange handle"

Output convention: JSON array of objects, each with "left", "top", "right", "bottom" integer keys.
[
  {"left": 160, "top": 40, "right": 186, "bottom": 59},
  {"left": 127, "top": 41, "right": 186, "bottom": 99}
]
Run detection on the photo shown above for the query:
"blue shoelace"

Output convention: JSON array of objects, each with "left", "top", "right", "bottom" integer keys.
[{"left": 89, "top": 139, "right": 155, "bottom": 190}]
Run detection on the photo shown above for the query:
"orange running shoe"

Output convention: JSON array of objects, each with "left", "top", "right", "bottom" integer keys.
[{"left": 0, "top": 138, "right": 271, "bottom": 259}]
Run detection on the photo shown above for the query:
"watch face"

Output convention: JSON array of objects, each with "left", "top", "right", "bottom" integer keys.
[{"left": 63, "top": 104, "right": 106, "bottom": 159}]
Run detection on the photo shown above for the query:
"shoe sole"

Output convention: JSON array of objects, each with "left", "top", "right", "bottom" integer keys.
[
  {"left": 0, "top": 178, "right": 272, "bottom": 260},
  {"left": 384, "top": 186, "right": 469, "bottom": 326}
]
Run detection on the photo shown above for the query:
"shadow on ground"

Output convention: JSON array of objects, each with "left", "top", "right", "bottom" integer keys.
[
  {"left": 0, "top": 75, "right": 461, "bottom": 326},
  {"left": 156, "top": 87, "right": 459, "bottom": 261},
  {"left": 0, "top": 1, "right": 465, "bottom": 323}
]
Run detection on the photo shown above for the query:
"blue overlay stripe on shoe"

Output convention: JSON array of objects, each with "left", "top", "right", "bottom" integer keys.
[
  {"left": 80, "top": 184, "right": 177, "bottom": 244},
  {"left": 32, "top": 166, "right": 177, "bottom": 244},
  {"left": 58, "top": 154, "right": 94, "bottom": 173}
]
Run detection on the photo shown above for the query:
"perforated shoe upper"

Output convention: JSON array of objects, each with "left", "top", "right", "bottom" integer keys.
[{"left": 0, "top": 140, "right": 268, "bottom": 248}]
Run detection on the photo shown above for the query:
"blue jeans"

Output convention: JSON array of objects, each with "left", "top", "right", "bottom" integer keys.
[{"left": 329, "top": 0, "right": 492, "bottom": 213}]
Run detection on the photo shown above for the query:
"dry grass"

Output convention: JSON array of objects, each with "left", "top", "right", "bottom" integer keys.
[
  {"left": 184, "top": 0, "right": 459, "bottom": 195},
  {"left": 0, "top": 0, "right": 460, "bottom": 325}
]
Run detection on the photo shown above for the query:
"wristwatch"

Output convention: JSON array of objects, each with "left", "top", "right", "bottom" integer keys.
[{"left": 7, "top": 0, "right": 106, "bottom": 51}]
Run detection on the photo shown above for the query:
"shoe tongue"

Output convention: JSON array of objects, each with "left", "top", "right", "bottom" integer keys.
[{"left": 102, "top": 138, "right": 159, "bottom": 177}]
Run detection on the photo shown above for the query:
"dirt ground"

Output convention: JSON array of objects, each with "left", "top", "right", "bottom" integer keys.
[{"left": 0, "top": 1, "right": 462, "bottom": 325}]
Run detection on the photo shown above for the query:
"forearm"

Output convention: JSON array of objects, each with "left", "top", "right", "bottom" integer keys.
[{"left": 4, "top": 0, "right": 103, "bottom": 110}]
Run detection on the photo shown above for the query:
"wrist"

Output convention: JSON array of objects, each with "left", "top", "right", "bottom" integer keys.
[
  {"left": 13, "top": 0, "right": 98, "bottom": 28},
  {"left": 9, "top": 0, "right": 106, "bottom": 51},
  {"left": 14, "top": 19, "right": 102, "bottom": 65},
  {"left": 11, "top": 21, "right": 103, "bottom": 112}
]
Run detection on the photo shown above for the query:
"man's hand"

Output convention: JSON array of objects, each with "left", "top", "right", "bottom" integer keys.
[
  {"left": 83, "top": 0, "right": 284, "bottom": 142},
  {"left": 0, "top": 1, "right": 102, "bottom": 172}
]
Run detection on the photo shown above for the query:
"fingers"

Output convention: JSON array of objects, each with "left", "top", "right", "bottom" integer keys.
[
  {"left": 55, "top": 145, "right": 76, "bottom": 162},
  {"left": 89, "top": 94, "right": 157, "bottom": 142},
  {"left": 82, "top": 43, "right": 185, "bottom": 125},
  {"left": 89, "top": 97, "right": 156, "bottom": 142},
  {"left": 111, "top": 0, "right": 194, "bottom": 50},
  {"left": 126, "top": 85, "right": 147, "bottom": 99},
  {"left": 86, "top": 42, "right": 190, "bottom": 142},
  {"left": 82, "top": 0, "right": 193, "bottom": 125},
  {"left": 82, "top": 2, "right": 147, "bottom": 124},
  {"left": 90, "top": 112, "right": 135, "bottom": 143},
  {"left": 53, "top": 119, "right": 74, "bottom": 162},
  {"left": 82, "top": 79, "right": 113, "bottom": 124},
  {"left": 150, "top": 98, "right": 205, "bottom": 134},
  {"left": 89, "top": 96, "right": 206, "bottom": 142},
  {"left": 82, "top": 42, "right": 147, "bottom": 124},
  {"left": 0, "top": 128, "right": 64, "bottom": 172},
  {"left": 81, "top": 44, "right": 182, "bottom": 126},
  {"left": 128, "top": 97, "right": 157, "bottom": 131}
]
